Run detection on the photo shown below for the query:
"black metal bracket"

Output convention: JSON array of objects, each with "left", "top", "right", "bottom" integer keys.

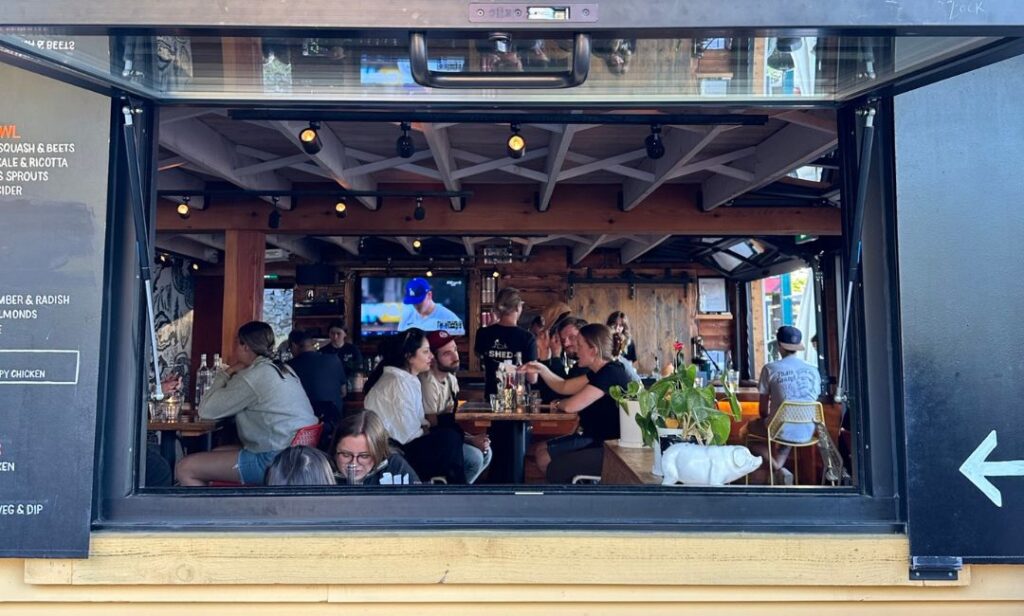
[{"left": 909, "top": 556, "right": 962, "bottom": 581}]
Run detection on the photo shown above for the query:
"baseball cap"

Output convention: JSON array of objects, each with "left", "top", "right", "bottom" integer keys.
[
  {"left": 426, "top": 330, "right": 455, "bottom": 353},
  {"left": 776, "top": 325, "right": 805, "bottom": 351},
  {"left": 403, "top": 277, "right": 431, "bottom": 305}
]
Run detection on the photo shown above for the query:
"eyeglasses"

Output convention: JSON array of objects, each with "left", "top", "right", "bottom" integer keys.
[{"left": 335, "top": 451, "right": 373, "bottom": 463}]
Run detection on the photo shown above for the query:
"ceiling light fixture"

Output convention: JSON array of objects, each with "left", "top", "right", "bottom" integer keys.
[
  {"left": 645, "top": 125, "right": 665, "bottom": 160},
  {"left": 413, "top": 196, "right": 425, "bottom": 221},
  {"left": 506, "top": 123, "right": 526, "bottom": 159},
  {"left": 396, "top": 121, "right": 415, "bottom": 158},
  {"left": 268, "top": 197, "right": 281, "bottom": 229},
  {"left": 335, "top": 199, "right": 347, "bottom": 219},
  {"left": 298, "top": 121, "right": 323, "bottom": 155},
  {"left": 176, "top": 196, "right": 191, "bottom": 219},
  {"left": 412, "top": 238, "right": 423, "bottom": 251}
]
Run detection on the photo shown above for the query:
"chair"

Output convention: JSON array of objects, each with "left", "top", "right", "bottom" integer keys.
[
  {"left": 745, "top": 401, "right": 824, "bottom": 486},
  {"left": 208, "top": 422, "right": 323, "bottom": 487},
  {"left": 571, "top": 475, "right": 601, "bottom": 485}
]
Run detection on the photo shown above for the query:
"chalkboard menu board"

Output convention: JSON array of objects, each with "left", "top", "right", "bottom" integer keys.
[{"left": 0, "top": 62, "right": 110, "bottom": 557}]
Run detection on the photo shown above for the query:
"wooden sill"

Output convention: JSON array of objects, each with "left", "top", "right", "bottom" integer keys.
[{"left": 695, "top": 312, "right": 733, "bottom": 320}]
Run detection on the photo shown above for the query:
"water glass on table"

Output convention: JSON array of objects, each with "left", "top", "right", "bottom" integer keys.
[{"left": 529, "top": 391, "right": 542, "bottom": 414}]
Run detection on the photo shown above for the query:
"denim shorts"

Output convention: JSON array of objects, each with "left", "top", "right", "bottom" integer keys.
[{"left": 236, "top": 449, "right": 281, "bottom": 485}]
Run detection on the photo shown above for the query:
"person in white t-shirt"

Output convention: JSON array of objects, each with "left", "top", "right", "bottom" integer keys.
[
  {"left": 747, "top": 325, "right": 822, "bottom": 484},
  {"left": 397, "top": 277, "right": 465, "bottom": 335}
]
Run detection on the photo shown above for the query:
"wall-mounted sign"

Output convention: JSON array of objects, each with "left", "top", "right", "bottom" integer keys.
[{"left": 0, "top": 63, "right": 110, "bottom": 557}]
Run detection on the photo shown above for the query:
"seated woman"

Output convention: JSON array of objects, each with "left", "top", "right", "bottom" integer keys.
[
  {"left": 362, "top": 328, "right": 466, "bottom": 484},
  {"left": 332, "top": 411, "right": 419, "bottom": 485},
  {"left": 523, "top": 323, "right": 631, "bottom": 483},
  {"left": 175, "top": 321, "right": 317, "bottom": 486},
  {"left": 265, "top": 446, "right": 335, "bottom": 486}
]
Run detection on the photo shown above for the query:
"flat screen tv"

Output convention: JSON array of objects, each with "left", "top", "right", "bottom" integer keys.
[{"left": 359, "top": 275, "right": 468, "bottom": 338}]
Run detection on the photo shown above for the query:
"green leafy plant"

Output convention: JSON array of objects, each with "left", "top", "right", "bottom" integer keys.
[{"left": 610, "top": 359, "right": 742, "bottom": 448}]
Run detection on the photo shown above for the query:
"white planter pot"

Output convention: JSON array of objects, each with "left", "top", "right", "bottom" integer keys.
[
  {"left": 651, "top": 427, "right": 684, "bottom": 477},
  {"left": 618, "top": 400, "right": 645, "bottom": 448}
]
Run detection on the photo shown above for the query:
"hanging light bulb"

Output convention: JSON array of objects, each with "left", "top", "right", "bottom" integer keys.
[
  {"left": 396, "top": 121, "right": 415, "bottom": 158},
  {"left": 413, "top": 196, "right": 425, "bottom": 221},
  {"left": 299, "top": 121, "right": 323, "bottom": 155},
  {"left": 506, "top": 123, "right": 526, "bottom": 159},
  {"left": 645, "top": 125, "right": 665, "bottom": 160},
  {"left": 412, "top": 238, "right": 423, "bottom": 251},
  {"left": 335, "top": 199, "right": 348, "bottom": 219},
  {"left": 176, "top": 197, "right": 191, "bottom": 219}
]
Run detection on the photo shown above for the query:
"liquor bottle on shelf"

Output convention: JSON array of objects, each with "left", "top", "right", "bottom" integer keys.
[{"left": 213, "top": 353, "right": 223, "bottom": 372}]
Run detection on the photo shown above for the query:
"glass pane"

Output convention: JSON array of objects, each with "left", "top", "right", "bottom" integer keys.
[{"left": 0, "top": 30, "right": 999, "bottom": 103}]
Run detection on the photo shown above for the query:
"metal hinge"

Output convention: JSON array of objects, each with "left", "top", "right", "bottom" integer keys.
[{"left": 910, "top": 556, "right": 963, "bottom": 581}]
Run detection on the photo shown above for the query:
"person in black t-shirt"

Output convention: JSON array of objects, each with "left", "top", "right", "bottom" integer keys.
[
  {"left": 474, "top": 287, "right": 538, "bottom": 396},
  {"left": 320, "top": 319, "right": 364, "bottom": 377},
  {"left": 521, "top": 323, "right": 630, "bottom": 482}
]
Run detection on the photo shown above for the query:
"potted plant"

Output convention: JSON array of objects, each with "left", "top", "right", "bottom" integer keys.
[{"left": 611, "top": 342, "right": 742, "bottom": 475}]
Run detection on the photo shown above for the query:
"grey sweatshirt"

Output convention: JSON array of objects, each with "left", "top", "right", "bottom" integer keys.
[{"left": 199, "top": 357, "right": 317, "bottom": 452}]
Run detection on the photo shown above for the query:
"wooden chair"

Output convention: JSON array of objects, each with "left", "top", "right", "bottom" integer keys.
[{"left": 746, "top": 401, "right": 824, "bottom": 486}]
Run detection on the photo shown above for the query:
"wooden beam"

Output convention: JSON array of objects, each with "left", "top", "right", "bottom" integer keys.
[
  {"left": 158, "top": 183, "right": 843, "bottom": 237},
  {"left": 558, "top": 149, "right": 647, "bottom": 182},
  {"left": 159, "top": 118, "right": 291, "bottom": 208},
  {"left": 221, "top": 230, "right": 266, "bottom": 362},
  {"left": 563, "top": 151, "right": 653, "bottom": 182},
  {"left": 571, "top": 234, "right": 609, "bottom": 265},
  {"left": 267, "top": 235, "right": 320, "bottom": 262},
  {"left": 267, "top": 120, "right": 377, "bottom": 209},
  {"left": 451, "top": 148, "right": 549, "bottom": 182},
  {"left": 538, "top": 124, "right": 586, "bottom": 212},
  {"left": 158, "top": 168, "right": 207, "bottom": 209},
  {"left": 317, "top": 236, "right": 360, "bottom": 256},
  {"left": 702, "top": 124, "right": 838, "bottom": 211},
  {"left": 621, "top": 235, "right": 672, "bottom": 264},
  {"left": 154, "top": 236, "right": 219, "bottom": 263},
  {"left": 416, "top": 123, "right": 462, "bottom": 211},
  {"left": 621, "top": 125, "right": 726, "bottom": 212}
]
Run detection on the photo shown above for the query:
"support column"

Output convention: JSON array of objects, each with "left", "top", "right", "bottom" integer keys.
[{"left": 221, "top": 230, "right": 266, "bottom": 362}]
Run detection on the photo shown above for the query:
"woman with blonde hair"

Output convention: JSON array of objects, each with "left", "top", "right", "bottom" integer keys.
[
  {"left": 331, "top": 411, "right": 419, "bottom": 485},
  {"left": 175, "top": 321, "right": 317, "bottom": 486},
  {"left": 522, "top": 323, "right": 631, "bottom": 483}
]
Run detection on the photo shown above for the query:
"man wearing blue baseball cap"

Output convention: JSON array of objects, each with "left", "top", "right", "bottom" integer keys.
[{"left": 397, "top": 277, "right": 465, "bottom": 335}]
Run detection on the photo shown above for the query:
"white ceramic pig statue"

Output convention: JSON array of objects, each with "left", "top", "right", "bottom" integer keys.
[{"left": 660, "top": 443, "right": 762, "bottom": 486}]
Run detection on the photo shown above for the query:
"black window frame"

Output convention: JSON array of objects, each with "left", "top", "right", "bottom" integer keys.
[{"left": 2, "top": 29, "right": 1012, "bottom": 534}]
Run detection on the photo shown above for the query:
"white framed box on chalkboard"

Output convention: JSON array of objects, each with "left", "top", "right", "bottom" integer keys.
[{"left": 697, "top": 277, "right": 728, "bottom": 314}]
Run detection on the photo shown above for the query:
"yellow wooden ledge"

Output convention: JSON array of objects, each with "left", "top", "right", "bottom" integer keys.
[{"left": 22, "top": 531, "right": 965, "bottom": 587}]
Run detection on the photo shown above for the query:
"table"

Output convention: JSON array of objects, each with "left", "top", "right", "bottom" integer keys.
[
  {"left": 455, "top": 403, "right": 578, "bottom": 483},
  {"left": 148, "top": 418, "right": 217, "bottom": 468},
  {"left": 601, "top": 440, "right": 660, "bottom": 485}
]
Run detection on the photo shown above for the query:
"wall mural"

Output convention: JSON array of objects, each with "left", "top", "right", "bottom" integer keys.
[{"left": 152, "top": 259, "right": 194, "bottom": 391}]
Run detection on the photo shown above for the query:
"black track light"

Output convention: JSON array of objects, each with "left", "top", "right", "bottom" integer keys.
[
  {"left": 335, "top": 199, "right": 348, "bottom": 219},
  {"left": 396, "top": 122, "right": 415, "bottom": 158},
  {"left": 506, "top": 123, "right": 526, "bottom": 159},
  {"left": 413, "top": 197, "right": 426, "bottom": 221},
  {"left": 426, "top": 258, "right": 434, "bottom": 278},
  {"left": 299, "top": 121, "right": 323, "bottom": 155},
  {"left": 645, "top": 125, "right": 665, "bottom": 160},
  {"left": 268, "top": 197, "right": 281, "bottom": 229},
  {"left": 176, "top": 197, "right": 191, "bottom": 219}
]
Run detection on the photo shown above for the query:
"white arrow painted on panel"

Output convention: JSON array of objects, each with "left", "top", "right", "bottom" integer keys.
[{"left": 959, "top": 430, "right": 1024, "bottom": 507}]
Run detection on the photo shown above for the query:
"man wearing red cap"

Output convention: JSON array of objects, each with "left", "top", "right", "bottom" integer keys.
[{"left": 420, "top": 330, "right": 492, "bottom": 483}]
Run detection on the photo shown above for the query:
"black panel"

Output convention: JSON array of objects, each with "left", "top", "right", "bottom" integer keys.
[{"left": 896, "top": 53, "right": 1024, "bottom": 563}]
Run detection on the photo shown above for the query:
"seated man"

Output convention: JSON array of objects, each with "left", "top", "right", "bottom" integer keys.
[
  {"left": 747, "top": 326, "right": 822, "bottom": 484},
  {"left": 287, "top": 328, "right": 345, "bottom": 449},
  {"left": 419, "top": 330, "right": 492, "bottom": 484}
]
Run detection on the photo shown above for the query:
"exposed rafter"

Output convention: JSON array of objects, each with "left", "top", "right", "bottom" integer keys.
[
  {"left": 159, "top": 118, "right": 291, "bottom": 208},
  {"left": 572, "top": 234, "right": 609, "bottom": 264},
  {"left": 155, "top": 236, "right": 220, "bottom": 263},
  {"left": 702, "top": 124, "right": 838, "bottom": 211},
  {"left": 184, "top": 233, "right": 224, "bottom": 250},
  {"left": 317, "top": 236, "right": 360, "bottom": 256},
  {"left": 665, "top": 146, "right": 756, "bottom": 181},
  {"left": 538, "top": 124, "right": 585, "bottom": 212},
  {"left": 267, "top": 120, "right": 377, "bottom": 210},
  {"left": 159, "top": 168, "right": 207, "bottom": 209},
  {"left": 451, "top": 148, "right": 549, "bottom": 182},
  {"left": 267, "top": 235, "right": 321, "bottom": 263},
  {"left": 558, "top": 149, "right": 648, "bottom": 182},
  {"left": 416, "top": 123, "right": 462, "bottom": 211},
  {"left": 620, "top": 235, "right": 672, "bottom": 264},
  {"left": 562, "top": 151, "right": 653, "bottom": 182},
  {"left": 621, "top": 125, "right": 727, "bottom": 211}
]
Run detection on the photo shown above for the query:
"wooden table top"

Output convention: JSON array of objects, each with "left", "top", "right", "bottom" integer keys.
[
  {"left": 601, "top": 440, "right": 661, "bottom": 485},
  {"left": 147, "top": 418, "right": 217, "bottom": 435}
]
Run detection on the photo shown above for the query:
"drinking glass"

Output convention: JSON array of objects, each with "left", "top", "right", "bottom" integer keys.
[
  {"left": 345, "top": 463, "right": 363, "bottom": 485},
  {"left": 727, "top": 370, "right": 740, "bottom": 390},
  {"left": 693, "top": 375, "right": 706, "bottom": 389},
  {"left": 529, "top": 391, "right": 542, "bottom": 414},
  {"left": 489, "top": 394, "right": 502, "bottom": 413}
]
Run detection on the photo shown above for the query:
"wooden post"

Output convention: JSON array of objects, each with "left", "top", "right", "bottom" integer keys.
[
  {"left": 221, "top": 230, "right": 266, "bottom": 362},
  {"left": 750, "top": 278, "right": 767, "bottom": 375}
]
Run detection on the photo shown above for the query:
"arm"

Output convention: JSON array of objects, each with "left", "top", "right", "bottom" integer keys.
[
  {"left": 552, "top": 384, "right": 605, "bottom": 415},
  {"left": 198, "top": 369, "right": 259, "bottom": 420},
  {"left": 524, "top": 361, "right": 589, "bottom": 396}
]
